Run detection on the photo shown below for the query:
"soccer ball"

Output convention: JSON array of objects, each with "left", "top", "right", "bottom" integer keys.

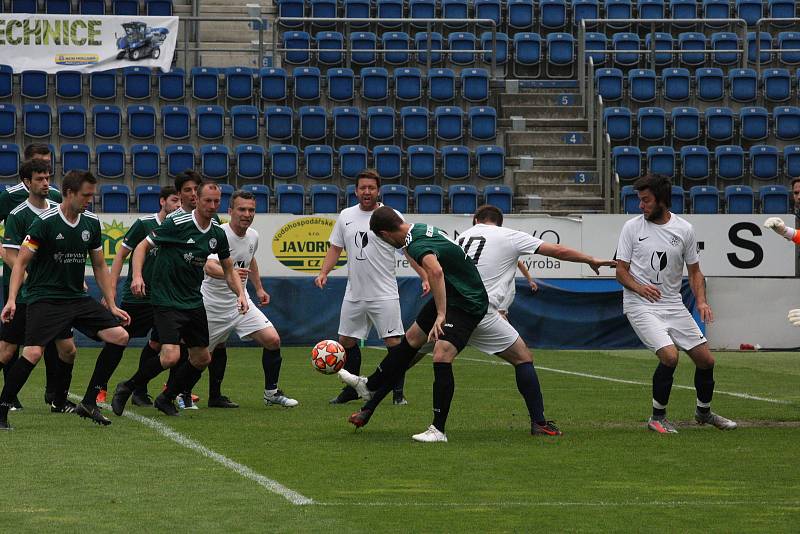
[{"left": 311, "top": 340, "right": 346, "bottom": 374}]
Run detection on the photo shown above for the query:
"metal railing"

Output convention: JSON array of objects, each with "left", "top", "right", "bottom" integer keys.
[
  {"left": 178, "top": 16, "right": 266, "bottom": 74},
  {"left": 755, "top": 18, "right": 800, "bottom": 78}
]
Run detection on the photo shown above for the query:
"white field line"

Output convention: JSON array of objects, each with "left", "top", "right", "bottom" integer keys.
[
  {"left": 313, "top": 500, "right": 796, "bottom": 508},
  {"left": 68, "top": 394, "right": 313, "bottom": 506}
]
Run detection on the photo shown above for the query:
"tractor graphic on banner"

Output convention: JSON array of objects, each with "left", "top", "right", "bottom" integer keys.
[{"left": 116, "top": 22, "right": 169, "bottom": 61}]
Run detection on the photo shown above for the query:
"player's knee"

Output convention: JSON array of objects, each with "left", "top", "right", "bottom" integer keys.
[
  {"left": 148, "top": 340, "right": 161, "bottom": 351},
  {"left": 23, "top": 346, "right": 44, "bottom": 363},
  {"left": 59, "top": 344, "right": 77, "bottom": 362},
  {"left": 0, "top": 343, "right": 14, "bottom": 363},
  {"left": 161, "top": 347, "right": 181, "bottom": 367},
  {"left": 114, "top": 328, "right": 130, "bottom": 347},
  {"left": 338, "top": 335, "right": 357, "bottom": 348},
  {"left": 265, "top": 333, "right": 281, "bottom": 350},
  {"left": 190, "top": 350, "right": 212, "bottom": 368}
]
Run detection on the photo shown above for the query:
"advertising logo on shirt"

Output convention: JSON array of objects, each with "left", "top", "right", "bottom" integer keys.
[{"left": 272, "top": 217, "right": 347, "bottom": 273}]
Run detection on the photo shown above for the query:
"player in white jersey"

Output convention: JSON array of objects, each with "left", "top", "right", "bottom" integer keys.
[
  {"left": 201, "top": 190, "right": 297, "bottom": 408},
  {"left": 315, "top": 169, "right": 429, "bottom": 405},
  {"left": 616, "top": 174, "right": 737, "bottom": 434}
]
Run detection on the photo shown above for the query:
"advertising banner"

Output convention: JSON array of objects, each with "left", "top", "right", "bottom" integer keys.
[{"left": 0, "top": 14, "right": 178, "bottom": 72}]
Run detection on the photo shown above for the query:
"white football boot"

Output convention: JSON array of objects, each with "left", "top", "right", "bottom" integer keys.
[
  {"left": 337, "top": 369, "right": 373, "bottom": 400},
  {"left": 412, "top": 425, "right": 448, "bottom": 443}
]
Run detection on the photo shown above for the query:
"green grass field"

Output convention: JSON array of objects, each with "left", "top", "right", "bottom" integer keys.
[{"left": 1, "top": 347, "right": 798, "bottom": 532}]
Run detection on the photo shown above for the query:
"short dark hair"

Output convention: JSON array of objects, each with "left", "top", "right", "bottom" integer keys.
[
  {"left": 23, "top": 143, "right": 51, "bottom": 160},
  {"left": 19, "top": 159, "right": 51, "bottom": 182},
  {"left": 197, "top": 180, "right": 220, "bottom": 198},
  {"left": 231, "top": 189, "right": 255, "bottom": 208},
  {"left": 791, "top": 177, "right": 800, "bottom": 191},
  {"left": 356, "top": 168, "right": 381, "bottom": 189},
  {"left": 473, "top": 204, "right": 504, "bottom": 226},
  {"left": 159, "top": 185, "right": 177, "bottom": 200},
  {"left": 174, "top": 169, "right": 202, "bottom": 191},
  {"left": 62, "top": 170, "right": 97, "bottom": 195},
  {"left": 370, "top": 205, "right": 404, "bottom": 235},
  {"left": 633, "top": 174, "right": 672, "bottom": 208}
]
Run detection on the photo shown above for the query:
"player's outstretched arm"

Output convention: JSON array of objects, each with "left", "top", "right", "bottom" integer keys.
[
  {"left": 220, "top": 256, "right": 249, "bottom": 315},
  {"left": 787, "top": 309, "right": 800, "bottom": 327},
  {"left": 1, "top": 246, "right": 33, "bottom": 323},
  {"left": 421, "top": 254, "right": 447, "bottom": 342},
  {"left": 516, "top": 260, "right": 538, "bottom": 292},
  {"left": 314, "top": 244, "right": 343, "bottom": 288},
  {"left": 130, "top": 239, "right": 153, "bottom": 297},
  {"left": 764, "top": 217, "right": 800, "bottom": 244},
  {"left": 687, "top": 262, "right": 713, "bottom": 323},
  {"left": 249, "top": 257, "right": 270, "bottom": 306},
  {"left": 536, "top": 243, "right": 617, "bottom": 274}
]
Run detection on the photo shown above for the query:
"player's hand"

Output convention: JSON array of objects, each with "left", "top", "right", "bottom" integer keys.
[
  {"left": 788, "top": 309, "right": 800, "bottom": 327},
  {"left": 428, "top": 314, "right": 446, "bottom": 343},
  {"left": 314, "top": 273, "right": 327, "bottom": 289},
  {"left": 697, "top": 302, "right": 714, "bottom": 323},
  {"left": 528, "top": 278, "right": 538, "bottom": 293},
  {"left": 131, "top": 276, "right": 146, "bottom": 297},
  {"left": 256, "top": 288, "right": 270, "bottom": 306},
  {"left": 588, "top": 258, "right": 618, "bottom": 275},
  {"left": 1, "top": 302, "right": 15, "bottom": 323},
  {"left": 764, "top": 217, "right": 787, "bottom": 235},
  {"left": 636, "top": 284, "right": 661, "bottom": 302},
  {"left": 420, "top": 280, "right": 431, "bottom": 296},
  {"left": 235, "top": 267, "right": 250, "bottom": 283},
  {"left": 237, "top": 294, "right": 249, "bottom": 315},
  {"left": 110, "top": 306, "right": 131, "bottom": 327}
]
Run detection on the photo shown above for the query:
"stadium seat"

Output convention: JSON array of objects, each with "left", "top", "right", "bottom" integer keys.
[
  {"left": 0, "top": 66, "right": 12, "bottom": 101},
  {"left": 513, "top": 33, "right": 542, "bottom": 76},
  {"left": 415, "top": 32, "right": 444, "bottom": 65},
  {"left": 96, "top": 144, "right": 126, "bottom": 180},
  {"left": 740, "top": 107, "right": 769, "bottom": 142},
  {"left": 628, "top": 69, "right": 656, "bottom": 103},
  {"left": 484, "top": 184, "right": 513, "bottom": 213},
  {"left": 715, "top": 145, "right": 745, "bottom": 181},
  {"left": 284, "top": 32, "right": 311, "bottom": 65},
  {"left": 639, "top": 0, "right": 665, "bottom": 20},
  {"left": 481, "top": 32, "right": 509, "bottom": 66},
  {"left": 127, "top": 105, "right": 156, "bottom": 139},
  {"left": 276, "top": 184, "right": 305, "bottom": 215},
  {"left": 0, "top": 104, "right": 14, "bottom": 139},
  {"left": 751, "top": 145, "right": 779, "bottom": 181},
  {"left": 294, "top": 67, "right": 321, "bottom": 101},
  {"left": 298, "top": 106, "right": 328, "bottom": 142},
  {"left": 200, "top": 144, "right": 229, "bottom": 180},
  {"left": 415, "top": 185, "right": 444, "bottom": 214},
  {"left": 705, "top": 107, "right": 735, "bottom": 142},
  {"left": 21, "top": 70, "right": 47, "bottom": 100},
  {"left": 316, "top": 31, "right": 344, "bottom": 66},
  {"left": 637, "top": 107, "right": 666, "bottom": 143},
  {"left": 158, "top": 69, "right": 185, "bottom": 102},
  {"left": 367, "top": 107, "right": 396, "bottom": 143},
  {"left": 690, "top": 185, "right": 720, "bottom": 214},
  {"left": 474, "top": 0, "right": 502, "bottom": 29},
  {"left": 429, "top": 68, "right": 456, "bottom": 103},
  {"left": 360, "top": 68, "right": 389, "bottom": 102},
  {"left": 235, "top": 144, "right": 266, "bottom": 181},
  {"left": 131, "top": 144, "right": 160, "bottom": 180},
  {"left": 435, "top": 106, "right": 464, "bottom": 142},
  {"left": 305, "top": 145, "right": 334, "bottom": 180},
  {"left": 241, "top": 184, "right": 270, "bottom": 213},
  {"left": 165, "top": 144, "right": 195, "bottom": 178},
  {"left": 662, "top": 68, "right": 691, "bottom": 102},
  {"left": 680, "top": 145, "right": 710, "bottom": 181},
  {"left": 774, "top": 107, "right": 800, "bottom": 141},
  {"left": 23, "top": 103, "right": 51, "bottom": 139},
  {"left": 100, "top": 184, "right": 130, "bottom": 213},
  {"left": 725, "top": 185, "right": 754, "bottom": 214},
  {"left": 112, "top": 0, "right": 138, "bottom": 15},
  {"left": 191, "top": 67, "right": 220, "bottom": 101},
  {"left": 310, "top": 184, "right": 340, "bottom": 213},
  {"left": 373, "top": 145, "right": 403, "bottom": 180},
  {"left": 769, "top": 0, "right": 795, "bottom": 26},
  {"left": 383, "top": 32, "right": 410, "bottom": 66},
  {"left": 310, "top": 0, "right": 337, "bottom": 27},
  {"left": 270, "top": 145, "right": 299, "bottom": 180},
  {"left": 603, "top": 107, "right": 632, "bottom": 142},
  {"left": 461, "top": 69, "right": 489, "bottom": 103},
  {"left": 146, "top": 0, "right": 172, "bottom": 15},
  {"left": 606, "top": 0, "right": 633, "bottom": 29},
  {"left": 449, "top": 184, "right": 479, "bottom": 214},
  {"left": 225, "top": 67, "right": 254, "bottom": 103},
  {"left": 612, "top": 33, "right": 640, "bottom": 68},
  {"left": 339, "top": 145, "right": 369, "bottom": 181},
  {"left": 747, "top": 32, "right": 772, "bottom": 65},
  {"left": 377, "top": 0, "right": 403, "bottom": 28},
  {"left": 343, "top": 0, "right": 370, "bottom": 28},
  {"left": 785, "top": 145, "right": 800, "bottom": 178},
  {"left": 679, "top": 32, "right": 706, "bottom": 67},
  {"left": 469, "top": 106, "right": 497, "bottom": 141},
  {"left": 332, "top": 107, "right": 361, "bottom": 142},
  {"left": 401, "top": 107, "right": 430, "bottom": 143},
  {"left": 584, "top": 32, "right": 607, "bottom": 66},
  {"left": 123, "top": 66, "right": 151, "bottom": 100},
  {"left": 711, "top": 32, "right": 739, "bottom": 66},
  {"left": 136, "top": 184, "right": 161, "bottom": 213},
  {"left": 644, "top": 32, "right": 673, "bottom": 66},
  {"left": 729, "top": 68, "right": 758, "bottom": 102},
  {"left": 760, "top": 185, "right": 790, "bottom": 213},
  {"left": 595, "top": 69, "right": 624, "bottom": 102},
  {"left": 162, "top": 105, "right": 191, "bottom": 141},
  {"left": 197, "top": 105, "right": 225, "bottom": 141},
  {"left": 57, "top": 104, "right": 85, "bottom": 139},
  {"left": 409, "top": 0, "right": 436, "bottom": 28},
  {"left": 476, "top": 145, "right": 505, "bottom": 180},
  {"left": 671, "top": 107, "right": 701, "bottom": 142},
  {"left": 260, "top": 68, "right": 287, "bottom": 102},
  {"left": 621, "top": 185, "right": 641, "bottom": 214},
  {"left": 55, "top": 71, "right": 82, "bottom": 100},
  {"left": 736, "top": 0, "right": 763, "bottom": 25},
  {"left": 265, "top": 106, "right": 294, "bottom": 142},
  {"left": 449, "top": 32, "right": 477, "bottom": 66},
  {"left": 442, "top": 0, "right": 468, "bottom": 28},
  {"left": 407, "top": 145, "right": 437, "bottom": 181},
  {"left": 394, "top": 68, "right": 423, "bottom": 102},
  {"left": 647, "top": 146, "right": 675, "bottom": 177},
  {"left": 12, "top": 0, "right": 38, "bottom": 11},
  {"left": 671, "top": 185, "right": 686, "bottom": 214},
  {"left": 778, "top": 33, "right": 800, "bottom": 65},
  {"left": 696, "top": 68, "right": 724, "bottom": 102},
  {"left": 763, "top": 69, "right": 792, "bottom": 103},
  {"left": 573, "top": 0, "right": 599, "bottom": 29},
  {"left": 351, "top": 32, "right": 378, "bottom": 66},
  {"left": 0, "top": 143, "right": 19, "bottom": 179},
  {"left": 218, "top": 183, "right": 234, "bottom": 213},
  {"left": 442, "top": 145, "right": 471, "bottom": 181},
  {"left": 277, "top": 0, "right": 304, "bottom": 27},
  {"left": 327, "top": 68, "right": 355, "bottom": 102},
  {"left": 546, "top": 33, "right": 575, "bottom": 77},
  {"left": 379, "top": 184, "right": 409, "bottom": 213},
  {"left": 613, "top": 146, "right": 641, "bottom": 180},
  {"left": 230, "top": 105, "right": 260, "bottom": 141},
  {"left": 61, "top": 143, "right": 90, "bottom": 174}
]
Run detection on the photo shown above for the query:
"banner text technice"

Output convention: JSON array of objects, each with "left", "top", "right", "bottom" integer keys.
[{"left": 0, "top": 18, "right": 102, "bottom": 46}]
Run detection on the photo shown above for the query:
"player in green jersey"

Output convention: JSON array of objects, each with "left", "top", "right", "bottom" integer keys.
[
  {"left": 111, "top": 181, "right": 248, "bottom": 417},
  {"left": 0, "top": 171, "right": 131, "bottom": 430}
]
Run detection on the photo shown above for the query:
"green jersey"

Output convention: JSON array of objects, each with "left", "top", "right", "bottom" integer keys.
[
  {"left": 120, "top": 212, "right": 163, "bottom": 304},
  {"left": 147, "top": 210, "right": 230, "bottom": 309},
  {"left": 2, "top": 199, "right": 59, "bottom": 303},
  {"left": 22, "top": 207, "right": 102, "bottom": 303},
  {"left": 170, "top": 206, "right": 221, "bottom": 223},
  {"left": 0, "top": 182, "right": 62, "bottom": 222},
  {"left": 404, "top": 224, "right": 488, "bottom": 317}
]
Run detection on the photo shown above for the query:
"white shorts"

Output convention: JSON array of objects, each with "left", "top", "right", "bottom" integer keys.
[
  {"left": 468, "top": 307, "right": 521, "bottom": 355},
  {"left": 338, "top": 298, "right": 404, "bottom": 340},
  {"left": 206, "top": 302, "right": 273, "bottom": 348},
  {"left": 625, "top": 306, "right": 707, "bottom": 353}
]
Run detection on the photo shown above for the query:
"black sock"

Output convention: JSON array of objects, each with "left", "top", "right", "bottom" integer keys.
[
  {"left": 432, "top": 362, "right": 454, "bottom": 433},
  {"left": 366, "top": 337, "right": 417, "bottom": 392},
  {"left": 42, "top": 342, "right": 60, "bottom": 399},
  {"left": 694, "top": 365, "right": 715, "bottom": 414},
  {"left": 363, "top": 384, "right": 393, "bottom": 412},
  {"left": 262, "top": 348, "right": 282, "bottom": 391},
  {"left": 208, "top": 346, "right": 228, "bottom": 398},
  {"left": 82, "top": 343, "right": 126, "bottom": 406},
  {"left": 343, "top": 344, "right": 362, "bottom": 375},
  {"left": 393, "top": 370, "right": 406, "bottom": 394},
  {"left": 129, "top": 353, "right": 166, "bottom": 389},
  {"left": 52, "top": 357, "right": 74, "bottom": 406},
  {"left": 652, "top": 362, "right": 676, "bottom": 417},
  {"left": 135, "top": 344, "right": 159, "bottom": 392},
  {"left": 514, "top": 362, "right": 545, "bottom": 423},
  {"left": 4, "top": 348, "right": 18, "bottom": 390},
  {"left": 166, "top": 361, "right": 204, "bottom": 398},
  {"left": 166, "top": 345, "right": 189, "bottom": 392},
  {"left": 0, "top": 356, "right": 36, "bottom": 408}
]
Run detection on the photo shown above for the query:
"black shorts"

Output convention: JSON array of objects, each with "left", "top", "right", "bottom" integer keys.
[
  {"left": 153, "top": 305, "right": 209, "bottom": 348},
  {"left": 415, "top": 298, "right": 484, "bottom": 354},
  {"left": 25, "top": 297, "right": 122, "bottom": 347},
  {"left": 1, "top": 302, "right": 71, "bottom": 345},
  {"left": 121, "top": 301, "right": 159, "bottom": 340}
]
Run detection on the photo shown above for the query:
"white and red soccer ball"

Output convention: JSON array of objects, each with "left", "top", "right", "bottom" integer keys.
[{"left": 311, "top": 340, "right": 346, "bottom": 374}]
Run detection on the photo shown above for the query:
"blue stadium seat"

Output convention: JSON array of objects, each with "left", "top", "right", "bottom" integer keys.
[
  {"left": 401, "top": 106, "right": 430, "bottom": 143},
  {"left": 750, "top": 145, "right": 779, "bottom": 181},
  {"left": 265, "top": 106, "right": 293, "bottom": 141},
  {"left": 442, "top": 0, "right": 468, "bottom": 29},
  {"left": 55, "top": 71, "right": 82, "bottom": 100},
  {"left": 80, "top": 0, "right": 105, "bottom": 13},
  {"left": 628, "top": 69, "right": 656, "bottom": 103},
  {"left": 705, "top": 107, "right": 735, "bottom": 142},
  {"left": 613, "top": 146, "right": 641, "bottom": 180},
  {"left": 595, "top": 68, "right": 624, "bottom": 101},
  {"left": 513, "top": 33, "right": 542, "bottom": 74},
  {"left": 729, "top": 68, "right": 758, "bottom": 102},
  {"left": 12, "top": 0, "right": 37, "bottom": 11},
  {"left": 637, "top": 107, "right": 666, "bottom": 143},
  {"left": 136, "top": 184, "right": 161, "bottom": 213},
  {"left": 690, "top": 185, "right": 719, "bottom": 214},
  {"left": 123, "top": 66, "right": 151, "bottom": 100},
  {"left": 305, "top": 145, "right": 334, "bottom": 180},
  {"left": 131, "top": 144, "right": 160, "bottom": 180},
  {"left": 747, "top": 32, "right": 772, "bottom": 65},
  {"left": 769, "top": 0, "right": 795, "bottom": 25},
  {"left": 395, "top": 68, "right": 423, "bottom": 102},
  {"left": 57, "top": 104, "right": 85, "bottom": 139},
  {"left": 670, "top": 0, "right": 697, "bottom": 24},
  {"left": 260, "top": 68, "right": 287, "bottom": 102},
  {"left": 407, "top": 145, "right": 437, "bottom": 181},
  {"left": 449, "top": 32, "right": 477, "bottom": 66},
  {"left": 475, "top": 0, "right": 502, "bottom": 28},
  {"left": 606, "top": 0, "right": 633, "bottom": 29},
  {"left": 774, "top": 106, "right": 800, "bottom": 141},
  {"left": 469, "top": 106, "right": 497, "bottom": 141},
  {"left": 711, "top": 32, "right": 739, "bottom": 66},
  {"left": 276, "top": 183, "right": 304, "bottom": 215},
  {"left": 584, "top": 32, "right": 607, "bottom": 66},
  {"left": 377, "top": 0, "right": 403, "bottom": 28},
  {"left": 612, "top": 32, "right": 640, "bottom": 68},
  {"left": 763, "top": 69, "right": 792, "bottom": 103},
  {"left": 270, "top": 144, "right": 299, "bottom": 180},
  {"left": 158, "top": 69, "right": 185, "bottom": 102},
  {"left": 481, "top": 32, "right": 509, "bottom": 65},
  {"left": 96, "top": 144, "right": 126, "bottom": 180},
  {"left": 310, "top": 184, "right": 339, "bottom": 213},
  {"left": 621, "top": 185, "right": 641, "bottom": 214},
  {"left": 671, "top": 185, "right": 686, "bottom": 214},
  {"left": 61, "top": 143, "right": 90, "bottom": 174},
  {"left": 127, "top": 104, "right": 156, "bottom": 139},
  {"left": 415, "top": 185, "right": 444, "bottom": 214},
  {"left": 639, "top": 0, "right": 665, "bottom": 20},
  {"left": 736, "top": 0, "right": 763, "bottom": 25},
  {"left": 373, "top": 145, "right": 403, "bottom": 180},
  {"left": 415, "top": 32, "right": 444, "bottom": 65},
  {"left": 235, "top": 144, "right": 266, "bottom": 180},
  {"left": 646, "top": 146, "right": 675, "bottom": 177},
  {"left": 0, "top": 104, "right": 14, "bottom": 139},
  {"left": 200, "top": 144, "right": 229, "bottom": 180},
  {"left": 380, "top": 184, "right": 409, "bottom": 213},
  {"left": 715, "top": 145, "right": 745, "bottom": 180},
  {"left": 509, "top": 0, "right": 535, "bottom": 30},
  {"left": 310, "top": 0, "right": 337, "bottom": 27},
  {"left": 218, "top": 183, "right": 234, "bottom": 213},
  {"left": 740, "top": 107, "right": 769, "bottom": 142},
  {"left": 546, "top": 33, "right": 575, "bottom": 77},
  {"left": 284, "top": 32, "right": 311, "bottom": 65},
  {"left": 696, "top": 68, "right": 724, "bottom": 101},
  {"left": 429, "top": 68, "right": 456, "bottom": 103},
  {"left": 327, "top": 68, "right": 355, "bottom": 102},
  {"left": 367, "top": 106, "right": 396, "bottom": 143},
  {"left": 476, "top": 145, "right": 504, "bottom": 180},
  {"left": 449, "top": 184, "right": 479, "bottom": 214},
  {"left": 191, "top": 67, "right": 220, "bottom": 101},
  {"left": 317, "top": 31, "right": 345, "bottom": 66},
  {"left": 784, "top": 145, "right": 800, "bottom": 178},
  {"left": 410, "top": 0, "right": 437, "bottom": 29},
  {"left": 21, "top": 70, "right": 47, "bottom": 100},
  {"left": 383, "top": 32, "right": 411, "bottom": 66},
  {"left": 663, "top": 68, "right": 691, "bottom": 102},
  {"left": 230, "top": 105, "right": 259, "bottom": 141},
  {"left": 343, "top": 0, "right": 370, "bottom": 28},
  {"left": 484, "top": 184, "right": 513, "bottom": 213},
  {"left": 161, "top": 105, "right": 191, "bottom": 141},
  {"left": 435, "top": 106, "right": 463, "bottom": 142},
  {"left": 294, "top": 67, "right": 321, "bottom": 101},
  {"left": 241, "top": 184, "right": 270, "bottom": 213},
  {"left": 332, "top": 106, "right": 361, "bottom": 142},
  {"left": 461, "top": 68, "right": 489, "bottom": 103},
  {"left": 100, "top": 184, "right": 130, "bottom": 213},
  {"left": 703, "top": 0, "right": 729, "bottom": 26},
  {"left": 298, "top": 106, "right": 328, "bottom": 143},
  {"left": 603, "top": 106, "right": 632, "bottom": 142},
  {"left": 573, "top": 0, "right": 599, "bottom": 28},
  {"left": 0, "top": 66, "right": 12, "bottom": 101},
  {"left": 760, "top": 185, "right": 790, "bottom": 213},
  {"left": 348, "top": 184, "right": 360, "bottom": 207},
  {"left": 361, "top": 67, "right": 389, "bottom": 102},
  {"left": 197, "top": 105, "right": 225, "bottom": 141},
  {"left": 680, "top": 145, "right": 710, "bottom": 181},
  {"left": 0, "top": 143, "right": 19, "bottom": 178},
  {"left": 165, "top": 144, "right": 195, "bottom": 177},
  {"left": 671, "top": 107, "right": 700, "bottom": 142},
  {"left": 112, "top": 0, "right": 138, "bottom": 15},
  {"left": 339, "top": 145, "right": 368, "bottom": 180},
  {"left": 351, "top": 32, "right": 378, "bottom": 66},
  {"left": 644, "top": 32, "right": 673, "bottom": 66},
  {"left": 725, "top": 185, "right": 754, "bottom": 214},
  {"left": 146, "top": 0, "right": 172, "bottom": 14},
  {"left": 441, "top": 145, "right": 471, "bottom": 180},
  {"left": 225, "top": 67, "right": 254, "bottom": 102},
  {"left": 23, "top": 103, "right": 51, "bottom": 139},
  {"left": 277, "top": 0, "right": 303, "bottom": 27}
]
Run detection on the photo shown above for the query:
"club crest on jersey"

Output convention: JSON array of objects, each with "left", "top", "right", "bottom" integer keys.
[
  {"left": 81, "top": 230, "right": 90, "bottom": 242},
  {"left": 248, "top": 244, "right": 254, "bottom": 254},
  {"left": 354, "top": 231, "right": 368, "bottom": 260},
  {"left": 649, "top": 251, "right": 668, "bottom": 284},
  {"left": 209, "top": 238, "right": 218, "bottom": 250},
  {"left": 670, "top": 236, "right": 680, "bottom": 247},
  {"left": 183, "top": 252, "right": 194, "bottom": 263}
]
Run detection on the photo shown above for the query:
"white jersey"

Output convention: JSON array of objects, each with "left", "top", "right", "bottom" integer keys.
[
  {"left": 202, "top": 223, "right": 258, "bottom": 309},
  {"left": 616, "top": 214, "right": 699, "bottom": 312},
  {"left": 458, "top": 223, "right": 543, "bottom": 310},
  {"left": 329, "top": 203, "right": 400, "bottom": 302}
]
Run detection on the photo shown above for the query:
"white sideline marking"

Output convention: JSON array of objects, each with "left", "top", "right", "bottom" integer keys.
[
  {"left": 313, "top": 500, "right": 791, "bottom": 508},
  {"left": 68, "top": 394, "right": 313, "bottom": 505}
]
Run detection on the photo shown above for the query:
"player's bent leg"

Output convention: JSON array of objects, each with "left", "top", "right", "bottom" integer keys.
[
  {"left": 0, "top": 346, "right": 44, "bottom": 428},
  {"left": 648, "top": 345, "right": 679, "bottom": 434},
  {"left": 330, "top": 335, "right": 362, "bottom": 405},
  {"left": 254, "top": 327, "right": 298, "bottom": 408},
  {"left": 686, "top": 343, "right": 736, "bottom": 430},
  {"left": 0, "top": 341, "right": 17, "bottom": 365},
  {"left": 208, "top": 344, "right": 238, "bottom": 409}
]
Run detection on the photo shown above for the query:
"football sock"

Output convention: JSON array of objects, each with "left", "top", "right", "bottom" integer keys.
[
  {"left": 694, "top": 365, "right": 715, "bottom": 414},
  {"left": 343, "top": 344, "right": 362, "bottom": 375},
  {"left": 262, "top": 348, "right": 282, "bottom": 391},
  {"left": 3, "top": 349, "right": 18, "bottom": 382},
  {"left": 652, "top": 362, "right": 676, "bottom": 418},
  {"left": 166, "top": 345, "right": 189, "bottom": 392},
  {"left": 363, "top": 384, "right": 393, "bottom": 412},
  {"left": 514, "top": 362, "right": 545, "bottom": 423},
  {"left": 432, "top": 362, "right": 454, "bottom": 433},
  {"left": 52, "top": 357, "right": 74, "bottom": 406},
  {"left": 0, "top": 356, "right": 36, "bottom": 408},
  {"left": 42, "top": 342, "right": 60, "bottom": 400},
  {"left": 393, "top": 370, "right": 406, "bottom": 395},
  {"left": 129, "top": 354, "right": 166, "bottom": 389},
  {"left": 208, "top": 346, "right": 228, "bottom": 398},
  {"left": 167, "top": 361, "right": 203, "bottom": 399},
  {"left": 134, "top": 344, "right": 159, "bottom": 393},
  {"left": 82, "top": 343, "right": 126, "bottom": 406},
  {"left": 366, "top": 337, "right": 417, "bottom": 392}
]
